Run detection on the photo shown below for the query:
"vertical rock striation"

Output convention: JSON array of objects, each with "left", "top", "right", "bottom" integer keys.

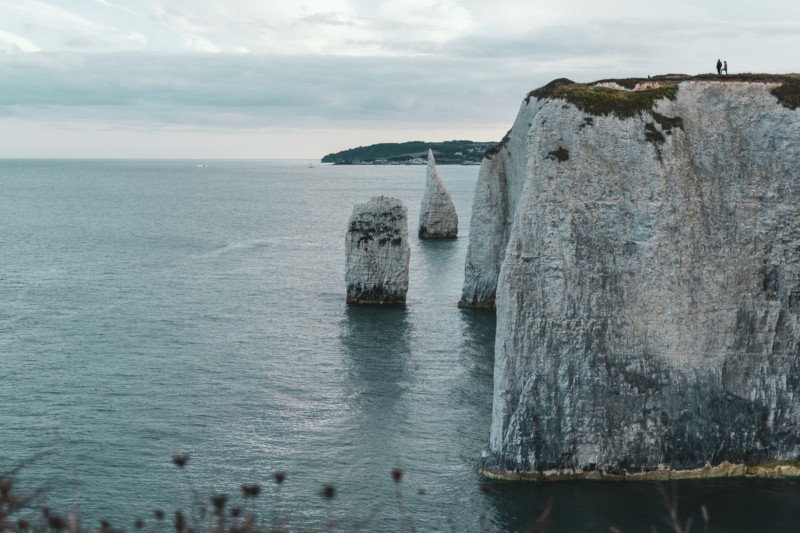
[
  {"left": 345, "top": 196, "right": 410, "bottom": 304},
  {"left": 478, "top": 75, "right": 800, "bottom": 479},
  {"left": 419, "top": 149, "right": 458, "bottom": 239},
  {"left": 459, "top": 103, "right": 536, "bottom": 308}
]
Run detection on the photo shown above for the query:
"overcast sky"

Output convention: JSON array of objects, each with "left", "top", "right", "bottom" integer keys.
[{"left": 1, "top": 0, "right": 799, "bottom": 158}]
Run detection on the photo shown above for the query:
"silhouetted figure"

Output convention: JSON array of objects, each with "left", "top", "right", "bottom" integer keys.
[
  {"left": 723, "top": 60, "right": 728, "bottom": 74},
  {"left": 716, "top": 59, "right": 722, "bottom": 75}
]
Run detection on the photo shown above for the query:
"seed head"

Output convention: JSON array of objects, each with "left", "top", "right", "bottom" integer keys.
[
  {"left": 241, "top": 484, "right": 261, "bottom": 498},
  {"left": 47, "top": 514, "right": 66, "bottom": 531},
  {"left": 153, "top": 509, "right": 165, "bottom": 521},
  {"left": 174, "top": 511, "right": 186, "bottom": 532},
  {"left": 172, "top": 454, "right": 189, "bottom": 469},
  {"left": 0, "top": 478, "right": 11, "bottom": 497},
  {"left": 391, "top": 469, "right": 403, "bottom": 483},
  {"left": 321, "top": 485, "right": 335, "bottom": 500},
  {"left": 134, "top": 518, "right": 144, "bottom": 530},
  {"left": 211, "top": 494, "right": 228, "bottom": 515},
  {"left": 273, "top": 472, "right": 286, "bottom": 485}
]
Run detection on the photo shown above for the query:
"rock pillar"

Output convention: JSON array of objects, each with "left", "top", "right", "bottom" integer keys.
[{"left": 345, "top": 196, "right": 410, "bottom": 304}]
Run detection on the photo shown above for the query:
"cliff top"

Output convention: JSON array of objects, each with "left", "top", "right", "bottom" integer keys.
[{"left": 526, "top": 73, "right": 800, "bottom": 119}]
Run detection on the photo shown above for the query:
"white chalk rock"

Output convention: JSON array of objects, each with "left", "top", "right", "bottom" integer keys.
[
  {"left": 345, "top": 196, "right": 410, "bottom": 304},
  {"left": 418, "top": 149, "right": 458, "bottom": 239},
  {"left": 458, "top": 102, "right": 535, "bottom": 308},
  {"left": 476, "top": 76, "right": 800, "bottom": 478}
]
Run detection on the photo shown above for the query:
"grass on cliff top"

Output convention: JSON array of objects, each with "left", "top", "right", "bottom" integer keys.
[
  {"left": 528, "top": 73, "right": 800, "bottom": 116},
  {"left": 528, "top": 79, "right": 679, "bottom": 119}
]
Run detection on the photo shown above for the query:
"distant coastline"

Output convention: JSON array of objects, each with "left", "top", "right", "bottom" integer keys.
[{"left": 321, "top": 140, "right": 495, "bottom": 165}]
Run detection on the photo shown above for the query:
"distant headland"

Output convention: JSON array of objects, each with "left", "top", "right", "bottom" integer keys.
[{"left": 321, "top": 140, "right": 495, "bottom": 165}]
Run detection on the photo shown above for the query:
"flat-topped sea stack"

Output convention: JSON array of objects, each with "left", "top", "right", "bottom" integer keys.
[
  {"left": 418, "top": 150, "right": 458, "bottom": 239},
  {"left": 345, "top": 196, "right": 410, "bottom": 304},
  {"left": 473, "top": 74, "right": 800, "bottom": 480}
]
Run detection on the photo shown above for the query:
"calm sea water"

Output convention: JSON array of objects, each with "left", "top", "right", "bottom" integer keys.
[{"left": 2, "top": 159, "right": 799, "bottom": 532}]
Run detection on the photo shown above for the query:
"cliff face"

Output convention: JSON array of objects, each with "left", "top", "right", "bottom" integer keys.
[
  {"left": 345, "top": 196, "right": 410, "bottom": 304},
  {"left": 479, "top": 76, "right": 800, "bottom": 479},
  {"left": 459, "top": 103, "right": 534, "bottom": 307},
  {"left": 419, "top": 149, "right": 458, "bottom": 239}
]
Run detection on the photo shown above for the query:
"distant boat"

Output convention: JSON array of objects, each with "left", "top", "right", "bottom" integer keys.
[{"left": 308, "top": 162, "right": 314, "bottom": 168}]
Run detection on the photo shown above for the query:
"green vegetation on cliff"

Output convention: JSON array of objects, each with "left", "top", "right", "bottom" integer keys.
[
  {"left": 528, "top": 73, "right": 800, "bottom": 117},
  {"left": 529, "top": 78, "right": 679, "bottom": 119},
  {"left": 321, "top": 140, "right": 494, "bottom": 165}
]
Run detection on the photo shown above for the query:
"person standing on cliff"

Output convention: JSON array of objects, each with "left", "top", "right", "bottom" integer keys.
[
  {"left": 723, "top": 60, "right": 728, "bottom": 74},
  {"left": 716, "top": 59, "right": 722, "bottom": 74}
]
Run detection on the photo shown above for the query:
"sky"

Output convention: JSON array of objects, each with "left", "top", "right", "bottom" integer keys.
[{"left": 1, "top": 0, "right": 799, "bottom": 158}]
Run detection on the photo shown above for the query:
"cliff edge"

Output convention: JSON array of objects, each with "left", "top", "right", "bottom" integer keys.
[{"left": 475, "top": 74, "right": 800, "bottom": 479}]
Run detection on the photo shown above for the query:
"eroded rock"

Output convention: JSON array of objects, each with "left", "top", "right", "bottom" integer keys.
[
  {"left": 419, "top": 149, "right": 458, "bottom": 239},
  {"left": 345, "top": 196, "right": 410, "bottom": 304}
]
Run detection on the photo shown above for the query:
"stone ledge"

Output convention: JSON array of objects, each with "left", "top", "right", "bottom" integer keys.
[{"left": 478, "top": 460, "right": 800, "bottom": 481}]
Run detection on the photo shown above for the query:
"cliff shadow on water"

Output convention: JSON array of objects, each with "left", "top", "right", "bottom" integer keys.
[
  {"left": 456, "top": 308, "right": 496, "bottom": 392},
  {"left": 482, "top": 477, "right": 800, "bottom": 532}
]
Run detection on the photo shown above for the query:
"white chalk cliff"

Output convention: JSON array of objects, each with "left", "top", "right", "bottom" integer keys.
[
  {"left": 419, "top": 149, "right": 458, "bottom": 239},
  {"left": 473, "top": 75, "right": 800, "bottom": 479},
  {"left": 345, "top": 196, "right": 410, "bottom": 304}
]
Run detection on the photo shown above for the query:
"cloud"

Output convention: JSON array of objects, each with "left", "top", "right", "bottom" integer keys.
[
  {"left": 0, "top": 30, "right": 40, "bottom": 52},
  {"left": 182, "top": 33, "right": 220, "bottom": 53},
  {"left": 3, "top": 1, "right": 800, "bottom": 157},
  {"left": 0, "top": 52, "right": 531, "bottom": 141},
  {"left": 92, "top": 0, "right": 143, "bottom": 18}
]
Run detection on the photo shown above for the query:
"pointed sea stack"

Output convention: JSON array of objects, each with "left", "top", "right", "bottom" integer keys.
[
  {"left": 345, "top": 196, "right": 410, "bottom": 304},
  {"left": 418, "top": 150, "right": 458, "bottom": 239}
]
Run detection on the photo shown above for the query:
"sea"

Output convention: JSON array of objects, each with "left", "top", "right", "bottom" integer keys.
[{"left": 2, "top": 159, "right": 799, "bottom": 532}]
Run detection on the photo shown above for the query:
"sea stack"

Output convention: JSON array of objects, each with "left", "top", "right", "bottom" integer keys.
[
  {"left": 418, "top": 149, "right": 458, "bottom": 239},
  {"left": 475, "top": 75, "right": 800, "bottom": 480},
  {"left": 345, "top": 196, "right": 410, "bottom": 304}
]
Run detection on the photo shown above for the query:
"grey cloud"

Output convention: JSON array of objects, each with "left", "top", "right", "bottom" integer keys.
[
  {"left": 0, "top": 52, "right": 535, "bottom": 130},
  {"left": 299, "top": 12, "right": 358, "bottom": 27},
  {"left": 444, "top": 17, "right": 800, "bottom": 67},
  {"left": 64, "top": 35, "right": 94, "bottom": 48}
]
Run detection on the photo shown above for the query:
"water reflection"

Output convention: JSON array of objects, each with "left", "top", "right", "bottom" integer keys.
[
  {"left": 338, "top": 304, "right": 413, "bottom": 448},
  {"left": 333, "top": 305, "right": 416, "bottom": 528},
  {"left": 453, "top": 308, "right": 496, "bottom": 426},
  {"left": 415, "top": 238, "right": 462, "bottom": 278},
  {"left": 482, "top": 471, "right": 800, "bottom": 531},
  {"left": 340, "top": 305, "right": 412, "bottom": 397}
]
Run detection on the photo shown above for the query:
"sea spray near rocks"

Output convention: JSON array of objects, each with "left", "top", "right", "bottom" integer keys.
[
  {"left": 476, "top": 76, "right": 800, "bottom": 479},
  {"left": 345, "top": 196, "right": 410, "bottom": 304},
  {"left": 419, "top": 149, "right": 458, "bottom": 239}
]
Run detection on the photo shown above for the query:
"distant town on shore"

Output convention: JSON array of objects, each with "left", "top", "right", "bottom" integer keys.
[{"left": 321, "top": 140, "right": 496, "bottom": 165}]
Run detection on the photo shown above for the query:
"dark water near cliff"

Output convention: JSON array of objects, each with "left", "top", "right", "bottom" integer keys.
[{"left": 1, "top": 159, "right": 799, "bottom": 532}]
